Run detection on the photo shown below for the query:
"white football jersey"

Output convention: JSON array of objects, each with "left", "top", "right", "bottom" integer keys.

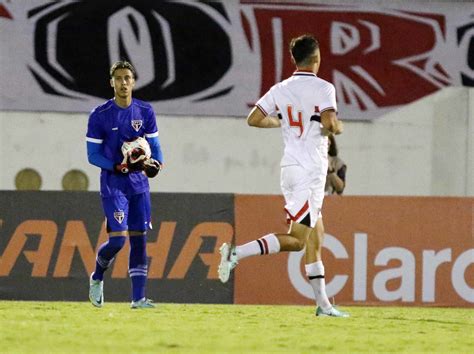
[{"left": 256, "top": 70, "right": 337, "bottom": 170}]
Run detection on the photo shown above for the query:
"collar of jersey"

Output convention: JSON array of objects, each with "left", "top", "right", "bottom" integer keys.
[
  {"left": 293, "top": 70, "right": 316, "bottom": 77},
  {"left": 112, "top": 97, "right": 134, "bottom": 110}
]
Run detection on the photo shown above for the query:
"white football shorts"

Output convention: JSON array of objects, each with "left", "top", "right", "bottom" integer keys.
[{"left": 280, "top": 164, "right": 326, "bottom": 228}]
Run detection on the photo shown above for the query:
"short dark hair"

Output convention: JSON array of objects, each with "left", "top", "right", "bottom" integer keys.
[
  {"left": 109, "top": 60, "right": 136, "bottom": 78},
  {"left": 289, "top": 34, "right": 319, "bottom": 66}
]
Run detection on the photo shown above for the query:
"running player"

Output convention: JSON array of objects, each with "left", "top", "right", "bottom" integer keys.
[
  {"left": 86, "top": 60, "right": 163, "bottom": 309},
  {"left": 218, "top": 34, "right": 348, "bottom": 317}
]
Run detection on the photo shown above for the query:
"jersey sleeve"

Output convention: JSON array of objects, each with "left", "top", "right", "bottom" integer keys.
[
  {"left": 85, "top": 110, "right": 114, "bottom": 171},
  {"left": 319, "top": 83, "right": 337, "bottom": 113},
  {"left": 144, "top": 106, "right": 159, "bottom": 138},
  {"left": 86, "top": 110, "right": 105, "bottom": 142},
  {"left": 144, "top": 106, "right": 163, "bottom": 163},
  {"left": 255, "top": 87, "right": 277, "bottom": 116}
]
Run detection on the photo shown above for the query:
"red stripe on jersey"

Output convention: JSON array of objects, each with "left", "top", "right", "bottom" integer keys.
[
  {"left": 294, "top": 201, "right": 310, "bottom": 221},
  {"left": 285, "top": 201, "right": 310, "bottom": 222},
  {"left": 260, "top": 237, "right": 269, "bottom": 254}
]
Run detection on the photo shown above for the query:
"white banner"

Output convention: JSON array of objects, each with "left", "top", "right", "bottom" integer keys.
[{"left": 0, "top": 0, "right": 473, "bottom": 119}]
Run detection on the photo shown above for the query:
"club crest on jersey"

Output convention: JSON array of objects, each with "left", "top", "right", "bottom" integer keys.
[
  {"left": 114, "top": 210, "right": 125, "bottom": 224},
  {"left": 131, "top": 120, "right": 143, "bottom": 132}
]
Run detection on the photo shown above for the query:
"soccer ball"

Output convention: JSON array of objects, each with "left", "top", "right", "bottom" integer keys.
[{"left": 121, "top": 137, "right": 151, "bottom": 164}]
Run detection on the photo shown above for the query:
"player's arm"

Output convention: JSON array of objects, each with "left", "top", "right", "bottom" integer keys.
[
  {"left": 247, "top": 106, "right": 281, "bottom": 128},
  {"left": 145, "top": 132, "right": 163, "bottom": 165},
  {"left": 320, "top": 110, "right": 343, "bottom": 135},
  {"left": 86, "top": 139, "right": 115, "bottom": 171},
  {"left": 142, "top": 108, "right": 163, "bottom": 178},
  {"left": 87, "top": 139, "right": 130, "bottom": 173},
  {"left": 86, "top": 110, "right": 120, "bottom": 172},
  {"left": 319, "top": 83, "right": 343, "bottom": 135}
]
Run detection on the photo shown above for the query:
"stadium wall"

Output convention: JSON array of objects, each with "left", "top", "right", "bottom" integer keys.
[
  {"left": 0, "top": 87, "right": 473, "bottom": 196},
  {"left": 0, "top": 191, "right": 472, "bottom": 307}
]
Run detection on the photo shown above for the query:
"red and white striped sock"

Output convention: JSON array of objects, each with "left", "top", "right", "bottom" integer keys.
[
  {"left": 305, "top": 261, "right": 332, "bottom": 311},
  {"left": 236, "top": 233, "right": 280, "bottom": 261}
]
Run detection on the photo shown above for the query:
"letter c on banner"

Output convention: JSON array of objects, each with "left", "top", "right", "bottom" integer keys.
[
  {"left": 451, "top": 249, "right": 474, "bottom": 303},
  {"left": 287, "top": 234, "right": 349, "bottom": 299}
]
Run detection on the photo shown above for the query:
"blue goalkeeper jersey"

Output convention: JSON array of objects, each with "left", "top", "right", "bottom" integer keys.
[{"left": 86, "top": 98, "right": 160, "bottom": 197}]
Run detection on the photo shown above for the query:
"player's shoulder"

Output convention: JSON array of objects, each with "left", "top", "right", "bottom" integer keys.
[
  {"left": 271, "top": 78, "right": 291, "bottom": 93},
  {"left": 90, "top": 99, "right": 114, "bottom": 117},
  {"left": 313, "top": 77, "right": 335, "bottom": 91},
  {"left": 279, "top": 74, "right": 333, "bottom": 88},
  {"left": 132, "top": 98, "right": 153, "bottom": 111}
]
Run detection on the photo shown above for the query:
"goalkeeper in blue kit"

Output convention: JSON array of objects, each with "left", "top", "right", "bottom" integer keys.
[{"left": 85, "top": 61, "right": 163, "bottom": 309}]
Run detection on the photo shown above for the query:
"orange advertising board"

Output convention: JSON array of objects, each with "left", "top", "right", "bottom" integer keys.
[
  {"left": 0, "top": 192, "right": 234, "bottom": 303},
  {"left": 234, "top": 195, "right": 473, "bottom": 307}
]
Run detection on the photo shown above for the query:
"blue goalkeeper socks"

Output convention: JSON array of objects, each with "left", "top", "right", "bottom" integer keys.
[
  {"left": 92, "top": 236, "right": 126, "bottom": 281},
  {"left": 129, "top": 235, "right": 148, "bottom": 301},
  {"left": 92, "top": 234, "right": 148, "bottom": 301}
]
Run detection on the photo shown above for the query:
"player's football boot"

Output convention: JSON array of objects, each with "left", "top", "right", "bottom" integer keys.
[
  {"left": 316, "top": 306, "right": 350, "bottom": 318},
  {"left": 130, "top": 298, "right": 156, "bottom": 309},
  {"left": 218, "top": 243, "right": 238, "bottom": 283},
  {"left": 89, "top": 273, "right": 104, "bottom": 308}
]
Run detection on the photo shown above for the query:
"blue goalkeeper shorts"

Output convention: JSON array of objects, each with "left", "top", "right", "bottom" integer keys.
[{"left": 102, "top": 192, "right": 151, "bottom": 233}]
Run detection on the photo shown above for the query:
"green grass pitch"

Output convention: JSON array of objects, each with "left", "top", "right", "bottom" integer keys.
[{"left": 0, "top": 301, "right": 472, "bottom": 353}]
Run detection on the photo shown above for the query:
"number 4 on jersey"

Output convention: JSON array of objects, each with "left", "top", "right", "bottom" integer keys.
[{"left": 287, "top": 105, "right": 303, "bottom": 137}]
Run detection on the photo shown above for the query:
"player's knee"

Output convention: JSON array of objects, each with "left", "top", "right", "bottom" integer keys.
[
  {"left": 108, "top": 236, "right": 126, "bottom": 252},
  {"left": 295, "top": 238, "right": 306, "bottom": 251},
  {"left": 129, "top": 234, "right": 146, "bottom": 248},
  {"left": 289, "top": 233, "right": 306, "bottom": 251}
]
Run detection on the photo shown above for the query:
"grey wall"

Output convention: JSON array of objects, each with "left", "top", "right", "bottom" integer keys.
[{"left": 0, "top": 88, "right": 472, "bottom": 196}]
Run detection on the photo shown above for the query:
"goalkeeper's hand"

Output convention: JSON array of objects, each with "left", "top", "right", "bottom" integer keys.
[
  {"left": 115, "top": 163, "right": 129, "bottom": 174},
  {"left": 143, "top": 158, "right": 161, "bottom": 178},
  {"left": 114, "top": 154, "right": 147, "bottom": 174}
]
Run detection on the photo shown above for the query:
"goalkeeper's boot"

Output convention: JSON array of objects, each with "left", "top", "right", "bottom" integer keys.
[
  {"left": 89, "top": 273, "right": 104, "bottom": 308},
  {"left": 130, "top": 298, "right": 156, "bottom": 309},
  {"left": 218, "top": 243, "right": 238, "bottom": 283},
  {"left": 316, "top": 306, "right": 350, "bottom": 318}
]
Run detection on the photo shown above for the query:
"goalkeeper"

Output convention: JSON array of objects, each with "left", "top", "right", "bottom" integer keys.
[{"left": 85, "top": 60, "right": 163, "bottom": 309}]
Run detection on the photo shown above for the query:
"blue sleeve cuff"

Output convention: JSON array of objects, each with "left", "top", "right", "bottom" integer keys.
[{"left": 147, "top": 136, "right": 163, "bottom": 163}]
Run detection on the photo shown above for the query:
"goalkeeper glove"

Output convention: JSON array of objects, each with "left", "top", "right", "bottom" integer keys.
[
  {"left": 114, "top": 160, "right": 146, "bottom": 173},
  {"left": 115, "top": 163, "right": 129, "bottom": 174},
  {"left": 144, "top": 159, "right": 161, "bottom": 178}
]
